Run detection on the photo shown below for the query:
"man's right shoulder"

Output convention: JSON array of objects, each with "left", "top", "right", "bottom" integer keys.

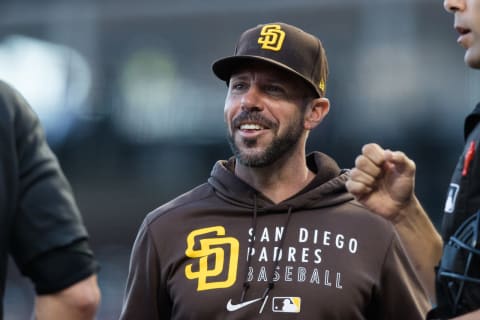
[{"left": 143, "top": 182, "right": 214, "bottom": 226}]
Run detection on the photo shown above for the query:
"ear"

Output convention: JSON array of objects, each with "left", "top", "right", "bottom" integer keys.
[{"left": 304, "top": 97, "right": 330, "bottom": 130}]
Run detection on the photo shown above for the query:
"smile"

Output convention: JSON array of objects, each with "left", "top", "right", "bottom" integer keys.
[{"left": 240, "top": 123, "right": 265, "bottom": 130}]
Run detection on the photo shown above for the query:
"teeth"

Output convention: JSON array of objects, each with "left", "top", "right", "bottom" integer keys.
[{"left": 240, "top": 124, "right": 264, "bottom": 130}]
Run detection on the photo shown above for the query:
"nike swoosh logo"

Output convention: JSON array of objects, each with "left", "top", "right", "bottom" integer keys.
[{"left": 226, "top": 297, "right": 263, "bottom": 311}]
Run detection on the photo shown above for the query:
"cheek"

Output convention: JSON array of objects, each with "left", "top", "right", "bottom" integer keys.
[
  {"left": 224, "top": 105, "right": 236, "bottom": 131},
  {"left": 224, "top": 96, "right": 240, "bottom": 120},
  {"left": 223, "top": 107, "right": 228, "bottom": 122},
  {"left": 224, "top": 105, "right": 233, "bottom": 122},
  {"left": 223, "top": 97, "right": 232, "bottom": 119}
]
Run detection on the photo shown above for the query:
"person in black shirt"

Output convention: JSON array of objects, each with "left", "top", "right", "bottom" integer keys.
[
  {"left": 346, "top": 0, "right": 480, "bottom": 318},
  {"left": 0, "top": 80, "right": 101, "bottom": 319}
]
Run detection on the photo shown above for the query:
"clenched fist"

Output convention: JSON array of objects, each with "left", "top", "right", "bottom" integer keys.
[{"left": 345, "top": 143, "right": 416, "bottom": 222}]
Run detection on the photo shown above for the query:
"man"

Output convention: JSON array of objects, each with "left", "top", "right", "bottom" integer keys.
[
  {"left": 346, "top": 0, "right": 480, "bottom": 318},
  {"left": 120, "top": 22, "right": 430, "bottom": 319},
  {"left": 0, "top": 80, "right": 101, "bottom": 319}
]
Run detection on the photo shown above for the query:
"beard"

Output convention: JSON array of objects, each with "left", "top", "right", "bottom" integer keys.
[{"left": 227, "top": 111, "right": 304, "bottom": 167}]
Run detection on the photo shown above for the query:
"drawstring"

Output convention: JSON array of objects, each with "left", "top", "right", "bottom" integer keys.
[
  {"left": 240, "top": 196, "right": 293, "bottom": 311},
  {"left": 265, "top": 206, "right": 292, "bottom": 297},
  {"left": 260, "top": 206, "right": 293, "bottom": 305},
  {"left": 240, "top": 193, "right": 258, "bottom": 302}
]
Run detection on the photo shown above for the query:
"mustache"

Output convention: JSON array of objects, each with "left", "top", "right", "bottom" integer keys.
[{"left": 232, "top": 111, "right": 276, "bottom": 129}]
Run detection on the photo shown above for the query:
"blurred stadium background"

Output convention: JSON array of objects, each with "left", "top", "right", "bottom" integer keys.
[{"left": 1, "top": 0, "right": 479, "bottom": 319}]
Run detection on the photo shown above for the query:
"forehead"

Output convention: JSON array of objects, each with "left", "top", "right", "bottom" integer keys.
[{"left": 230, "top": 61, "right": 305, "bottom": 87}]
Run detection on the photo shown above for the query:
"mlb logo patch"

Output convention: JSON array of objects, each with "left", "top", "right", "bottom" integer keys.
[
  {"left": 272, "top": 297, "right": 301, "bottom": 313},
  {"left": 444, "top": 183, "right": 460, "bottom": 213}
]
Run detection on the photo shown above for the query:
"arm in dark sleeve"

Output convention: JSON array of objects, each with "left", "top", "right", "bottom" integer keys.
[
  {"left": 120, "top": 220, "right": 171, "bottom": 320},
  {"left": 24, "top": 239, "right": 99, "bottom": 294},
  {"left": 375, "top": 231, "right": 432, "bottom": 320},
  {"left": 6, "top": 84, "right": 98, "bottom": 292}
]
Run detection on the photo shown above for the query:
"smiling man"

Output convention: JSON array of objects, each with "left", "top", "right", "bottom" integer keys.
[{"left": 119, "top": 22, "right": 430, "bottom": 319}]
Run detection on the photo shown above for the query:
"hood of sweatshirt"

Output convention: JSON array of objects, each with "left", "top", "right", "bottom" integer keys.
[
  {"left": 207, "top": 151, "right": 353, "bottom": 212},
  {"left": 207, "top": 151, "right": 355, "bottom": 303}
]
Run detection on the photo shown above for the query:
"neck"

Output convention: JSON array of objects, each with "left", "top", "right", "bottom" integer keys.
[{"left": 235, "top": 151, "right": 315, "bottom": 204}]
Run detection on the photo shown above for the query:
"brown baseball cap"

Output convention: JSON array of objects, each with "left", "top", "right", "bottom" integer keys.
[{"left": 212, "top": 22, "right": 328, "bottom": 97}]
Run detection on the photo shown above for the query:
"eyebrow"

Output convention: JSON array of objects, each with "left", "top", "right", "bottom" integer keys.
[{"left": 231, "top": 72, "right": 290, "bottom": 84}]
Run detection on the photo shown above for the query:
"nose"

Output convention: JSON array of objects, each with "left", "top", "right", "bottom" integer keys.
[
  {"left": 443, "top": 0, "right": 464, "bottom": 13},
  {"left": 240, "top": 86, "right": 263, "bottom": 112}
]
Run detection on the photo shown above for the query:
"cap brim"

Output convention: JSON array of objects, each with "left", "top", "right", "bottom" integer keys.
[{"left": 212, "top": 55, "right": 320, "bottom": 97}]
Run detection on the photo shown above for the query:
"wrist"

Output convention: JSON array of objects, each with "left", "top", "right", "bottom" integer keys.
[{"left": 392, "top": 195, "right": 420, "bottom": 225}]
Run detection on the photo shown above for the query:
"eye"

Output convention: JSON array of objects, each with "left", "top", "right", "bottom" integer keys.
[
  {"left": 229, "top": 80, "right": 248, "bottom": 92},
  {"left": 265, "top": 84, "right": 286, "bottom": 95}
]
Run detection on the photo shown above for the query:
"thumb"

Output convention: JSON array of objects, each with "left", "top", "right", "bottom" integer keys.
[{"left": 385, "top": 150, "right": 415, "bottom": 175}]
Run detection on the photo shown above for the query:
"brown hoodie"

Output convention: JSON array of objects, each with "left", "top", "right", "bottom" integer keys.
[{"left": 120, "top": 152, "right": 430, "bottom": 319}]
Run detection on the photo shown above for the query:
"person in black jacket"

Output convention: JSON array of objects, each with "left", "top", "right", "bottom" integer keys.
[
  {"left": 346, "top": 0, "right": 480, "bottom": 318},
  {"left": 0, "top": 80, "right": 101, "bottom": 319}
]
